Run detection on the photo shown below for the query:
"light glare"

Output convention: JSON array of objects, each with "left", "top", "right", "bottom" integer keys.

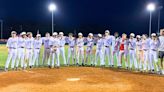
[
  {"left": 147, "top": 3, "right": 156, "bottom": 11},
  {"left": 49, "top": 3, "right": 57, "bottom": 12}
]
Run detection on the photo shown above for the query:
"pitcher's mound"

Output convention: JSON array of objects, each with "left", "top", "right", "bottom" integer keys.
[{"left": 0, "top": 67, "right": 164, "bottom": 92}]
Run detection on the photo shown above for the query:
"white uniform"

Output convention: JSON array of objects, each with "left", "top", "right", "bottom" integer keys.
[
  {"left": 112, "top": 37, "right": 120, "bottom": 67},
  {"left": 85, "top": 38, "right": 94, "bottom": 65},
  {"left": 25, "top": 37, "right": 34, "bottom": 67},
  {"left": 142, "top": 39, "right": 150, "bottom": 71},
  {"left": 95, "top": 38, "right": 104, "bottom": 66},
  {"left": 136, "top": 40, "right": 143, "bottom": 70},
  {"left": 76, "top": 38, "right": 84, "bottom": 64},
  {"left": 32, "top": 38, "right": 42, "bottom": 66},
  {"left": 149, "top": 39, "right": 159, "bottom": 71},
  {"left": 103, "top": 36, "right": 113, "bottom": 66},
  {"left": 128, "top": 38, "right": 138, "bottom": 69},
  {"left": 66, "top": 37, "right": 76, "bottom": 65},
  {"left": 16, "top": 37, "right": 26, "bottom": 68},
  {"left": 59, "top": 37, "right": 67, "bottom": 65},
  {"left": 48, "top": 37, "right": 60, "bottom": 67},
  {"left": 42, "top": 37, "right": 51, "bottom": 65},
  {"left": 5, "top": 37, "right": 18, "bottom": 69}
]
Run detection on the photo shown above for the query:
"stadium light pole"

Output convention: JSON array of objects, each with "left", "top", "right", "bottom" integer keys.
[
  {"left": 147, "top": 3, "right": 156, "bottom": 37},
  {"left": 0, "top": 20, "right": 3, "bottom": 39},
  {"left": 157, "top": 6, "right": 163, "bottom": 35},
  {"left": 48, "top": 3, "right": 57, "bottom": 34}
]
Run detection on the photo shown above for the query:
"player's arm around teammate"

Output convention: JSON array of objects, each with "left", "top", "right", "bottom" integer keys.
[{"left": 5, "top": 31, "right": 18, "bottom": 71}]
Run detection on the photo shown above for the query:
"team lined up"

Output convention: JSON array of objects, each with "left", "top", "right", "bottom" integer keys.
[{"left": 5, "top": 29, "right": 164, "bottom": 74}]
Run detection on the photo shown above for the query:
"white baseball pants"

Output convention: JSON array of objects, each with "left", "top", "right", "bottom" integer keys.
[
  {"left": 95, "top": 49, "right": 104, "bottom": 66},
  {"left": 42, "top": 48, "right": 50, "bottom": 65},
  {"left": 76, "top": 47, "right": 84, "bottom": 64},
  {"left": 32, "top": 49, "right": 40, "bottom": 66},
  {"left": 5, "top": 49, "right": 17, "bottom": 69},
  {"left": 16, "top": 48, "right": 25, "bottom": 68},
  {"left": 129, "top": 50, "right": 138, "bottom": 69},
  {"left": 67, "top": 47, "right": 75, "bottom": 65},
  {"left": 59, "top": 47, "right": 66, "bottom": 65}
]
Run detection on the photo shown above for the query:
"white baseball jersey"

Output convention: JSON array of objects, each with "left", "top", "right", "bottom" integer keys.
[
  {"left": 17, "top": 37, "right": 26, "bottom": 48},
  {"left": 128, "top": 38, "right": 136, "bottom": 50},
  {"left": 59, "top": 37, "right": 66, "bottom": 47},
  {"left": 149, "top": 39, "right": 159, "bottom": 50},
  {"left": 33, "top": 39, "right": 42, "bottom": 49},
  {"left": 66, "top": 37, "right": 76, "bottom": 47},
  {"left": 113, "top": 37, "right": 120, "bottom": 51},
  {"left": 96, "top": 39, "right": 104, "bottom": 50},
  {"left": 86, "top": 38, "right": 94, "bottom": 47},
  {"left": 104, "top": 36, "right": 112, "bottom": 46},
  {"left": 25, "top": 37, "right": 34, "bottom": 49},
  {"left": 6, "top": 37, "right": 18, "bottom": 49},
  {"left": 136, "top": 40, "right": 142, "bottom": 51},
  {"left": 142, "top": 39, "right": 150, "bottom": 50},
  {"left": 42, "top": 37, "right": 51, "bottom": 49},
  {"left": 76, "top": 38, "right": 84, "bottom": 47}
]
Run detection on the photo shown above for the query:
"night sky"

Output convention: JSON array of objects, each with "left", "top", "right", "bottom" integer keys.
[{"left": 0, "top": 0, "right": 164, "bottom": 38}]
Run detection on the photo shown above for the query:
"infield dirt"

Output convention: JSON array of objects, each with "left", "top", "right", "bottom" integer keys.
[{"left": 0, "top": 67, "right": 163, "bottom": 92}]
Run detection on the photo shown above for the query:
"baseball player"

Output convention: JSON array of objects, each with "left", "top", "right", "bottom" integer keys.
[
  {"left": 141, "top": 34, "right": 150, "bottom": 72},
  {"left": 118, "top": 33, "right": 128, "bottom": 68},
  {"left": 66, "top": 33, "right": 76, "bottom": 65},
  {"left": 42, "top": 32, "right": 51, "bottom": 65},
  {"left": 103, "top": 30, "right": 113, "bottom": 67},
  {"left": 5, "top": 31, "right": 18, "bottom": 71},
  {"left": 76, "top": 32, "right": 85, "bottom": 66},
  {"left": 158, "top": 29, "right": 164, "bottom": 75},
  {"left": 85, "top": 33, "right": 94, "bottom": 66},
  {"left": 25, "top": 32, "right": 34, "bottom": 69},
  {"left": 58, "top": 32, "right": 67, "bottom": 65},
  {"left": 47, "top": 32, "right": 60, "bottom": 68},
  {"left": 112, "top": 32, "right": 120, "bottom": 67},
  {"left": 94, "top": 34, "right": 105, "bottom": 66},
  {"left": 149, "top": 33, "right": 160, "bottom": 73},
  {"left": 128, "top": 33, "right": 138, "bottom": 70},
  {"left": 32, "top": 34, "right": 42, "bottom": 67},
  {"left": 16, "top": 32, "right": 26, "bottom": 70},
  {"left": 136, "top": 35, "right": 143, "bottom": 71}
]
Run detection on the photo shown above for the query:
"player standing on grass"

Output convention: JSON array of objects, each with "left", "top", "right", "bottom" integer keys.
[
  {"left": 136, "top": 35, "right": 143, "bottom": 71},
  {"left": 128, "top": 33, "right": 138, "bottom": 71},
  {"left": 94, "top": 34, "right": 105, "bottom": 67},
  {"left": 25, "top": 32, "right": 34, "bottom": 69},
  {"left": 141, "top": 34, "right": 150, "bottom": 72},
  {"left": 149, "top": 33, "right": 160, "bottom": 74},
  {"left": 112, "top": 32, "right": 120, "bottom": 67},
  {"left": 42, "top": 32, "right": 51, "bottom": 65},
  {"left": 76, "top": 32, "right": 85, "bottom": 66},
  {"left": 118, "top": 33, "right": 128, "bottom": 69},
  {"left": 58, "top": 32, "right": 67, "bottom": 65},
  {"left": 85, "top": 33, "right": 94, "bottom": 66},
  {"left": 158, "top": 29, "right": 164, "bottom": 75},
  {"left": 5, "top": 31, "right": 18, "bottom": 71},
  {"left": 66, "top": 33, "right": 76, "bottom": 65},
  {"left": 103, "top": 30, "right": 113, "bottom": 67},
  {"left": 32, "top": 34, "right": 42, "bottom": 67},
  {"left": 16, "top": 32, "right": 26, "bottom": 70},
  {"left": 48, "top": 32, "right": 60, "bottom": 68}
]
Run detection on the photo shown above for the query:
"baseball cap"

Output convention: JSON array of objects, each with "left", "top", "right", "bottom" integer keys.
[
  {"left": 20, "top": 32, "right": 26, "bottom": 35},
  {"left": 130, "top": 33, "right": 135, "bottom": 37},
  {"left": 105, "top": 30, "right": 110, "bottom": 33},
  {"left": 97, "top": 34, "right": 102, "bottom": 37},
  {"left": 11, "top": 31, "right": 17, "bottom": 34},
  {"left": 78, "top": 32, "right": 83, "bottom": 36},
  {"left": 151, "top": 33, "right": 156, "bottom": 37},
  {"left": 88, "top": 33, "right": 93, "bottom": 36},
  {"left": 53, "top": 32, "right": 58, "bottom": 36},
  {"left": 136, "top": 35, "right": 141, "bottom": 38},
  {"left": 59, "top": 32, "right": 64, "bottom": 35},
  {"left": 36, "top": 34, "right": 41, "bottom": 37}
]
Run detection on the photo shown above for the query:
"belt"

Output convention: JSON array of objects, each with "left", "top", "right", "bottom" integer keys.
[
  {"left": 143, "top": 49, "right": 148, "bottom": 51},
  {"left": 46, "top": 48, "right": 50, "bottom": 49},
  {"left": 105, "top": 46, "right": 109, "bottom": 48},
  {"left": 130, "top": 48, "right": 134, "bottom": 50},
  {"left": 78, "top": 46, "right": 83, "bottom": 48},
  {"left": 27, "top": 48, "right": 32, "bottom": 49},
  {"left": 35, "top": 48, "right": 40, "bottom": 49},
  {"left": 9, "top": 47, "right": 16, "bottom": 49},
  {"left": 151, "top": 49, "right": 157, "bottom": 51},
  {"left": 60, "top": 46, "right": 64, "bottom": 47},
  {"left": 19, "top": 47, "right": 24, "bottom": 48},
  {"left": 69, "top": 46, "right": 74, "bottom": 48}
]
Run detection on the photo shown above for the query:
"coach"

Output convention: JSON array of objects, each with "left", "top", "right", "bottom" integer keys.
[{"left": 159, "top": 29, "right": 164, "bottom": 74}]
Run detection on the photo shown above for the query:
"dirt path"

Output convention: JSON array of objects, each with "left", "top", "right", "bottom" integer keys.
[{"left": 0, "top": 67, "right": 163, "bottom": 92}]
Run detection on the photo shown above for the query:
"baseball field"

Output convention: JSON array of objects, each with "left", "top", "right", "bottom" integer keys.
[{"left": 0, "top": 44, "right": 164, "bottom": 92}]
